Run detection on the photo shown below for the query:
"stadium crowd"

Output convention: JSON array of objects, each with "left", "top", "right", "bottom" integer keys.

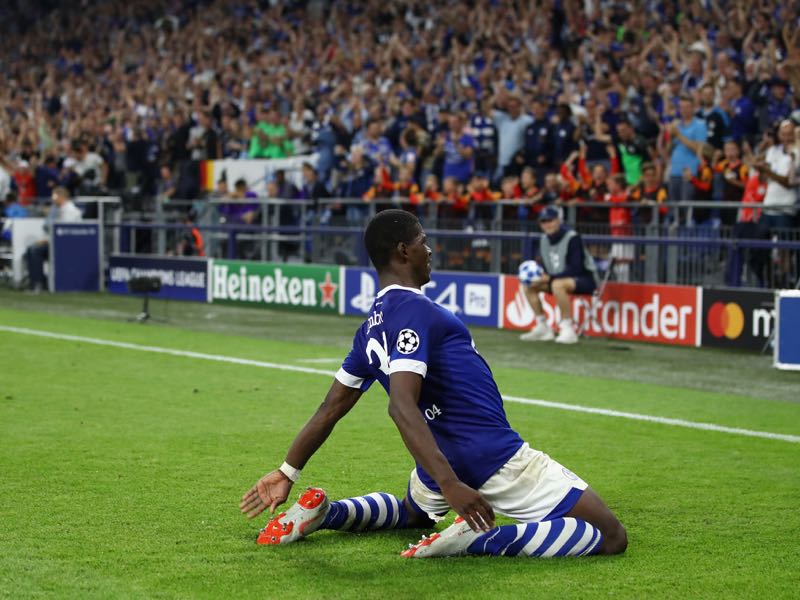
[{"left": 1, "top": 0, "right": 799, "bottom": 233}]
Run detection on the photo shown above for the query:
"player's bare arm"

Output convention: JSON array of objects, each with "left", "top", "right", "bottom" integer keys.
[
  {"left": 239, "top": 380, "right": 362, "bottom": 519},
  {"left": 388, "top": 371, "right": 495, "bottom": 533}
]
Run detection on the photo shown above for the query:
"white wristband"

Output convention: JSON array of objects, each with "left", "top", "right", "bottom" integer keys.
[{"left": 278, "top": 461, "right": 301, "bottom": 483}]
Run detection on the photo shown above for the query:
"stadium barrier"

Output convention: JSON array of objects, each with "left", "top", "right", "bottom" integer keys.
[
  {"left": 9, "top": 195, "right": 796, "bottom": 354},
  {"left": 101, "top": 252, "right": 796, "bottom": 353},
  {"left": 110, "top": 196, "right": 800, "bottom": 290}
]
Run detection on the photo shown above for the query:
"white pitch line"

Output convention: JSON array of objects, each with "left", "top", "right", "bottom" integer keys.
[
  {"left": 2, "top": 324, "right": 798, "bottom": 444},
  {"left": 296, "top": 358, "right": 345, "bottom": 364}
]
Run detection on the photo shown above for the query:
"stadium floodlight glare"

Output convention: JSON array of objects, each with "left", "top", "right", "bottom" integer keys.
[{"left": 127, "top": 276, "right": 162, "bottom": 323}]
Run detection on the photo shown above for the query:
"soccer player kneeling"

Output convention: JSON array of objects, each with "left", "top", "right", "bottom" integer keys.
[{"left": 240, "top": 210, "right": 627, "bottom": 558}]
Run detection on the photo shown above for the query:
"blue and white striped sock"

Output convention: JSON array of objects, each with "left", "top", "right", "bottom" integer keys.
[
  {"left": 467, "top": 518, "right": 603, "bottom": 557},
  {"left": 321, "top": 493, "right": 409, "bottom": 531}
]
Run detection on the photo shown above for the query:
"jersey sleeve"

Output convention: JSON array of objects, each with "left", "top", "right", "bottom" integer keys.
[
  {"left": 336, "top": 333, "right": 375, "bottom": 392},
  {"left": 387, "top": 299, "right": 441, "bottom": 378}
]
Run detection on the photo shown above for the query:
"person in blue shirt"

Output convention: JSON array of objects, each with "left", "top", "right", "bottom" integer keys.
[
  {"left": 724, "top": 79, "right": 757, "bottom": 145},
  {"left": 668, "top": 94, "right": 708, "bottom": 211},
  {"left": 439, "top": 112, "right": 476, "bottom": 185},
  {"left": 240, "top": 209, "right": 627, "bottom": 559},
  {"left": 523, "top": 97, "right": 554, "bottom": 186}
]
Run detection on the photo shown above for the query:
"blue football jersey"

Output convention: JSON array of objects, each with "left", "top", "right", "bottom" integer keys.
[{"left": 336, "top": 284, "right": 523, "bottom": 491}]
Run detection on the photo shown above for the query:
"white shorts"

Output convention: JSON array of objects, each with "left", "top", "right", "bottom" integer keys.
[{"left": 407, "top": 443, "right": 588, "bottom": 523}]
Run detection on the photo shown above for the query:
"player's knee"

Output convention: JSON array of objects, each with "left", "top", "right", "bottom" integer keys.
[{"left": 602, "top": 522, "right": 628, "bottom": 555}]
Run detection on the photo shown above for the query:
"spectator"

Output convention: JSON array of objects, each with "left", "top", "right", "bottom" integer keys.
[
  {"left": 667, "top": 94, "right": 708, "bottom": 207},
  {"left": 531, "top": 172, "right": 563, "bottom": 214},
  {"left": 724, "top": 78, "right": 758, "bottom": 145},
  {"left": 220, "top": 113, "right": 248, "bottom": 159},
  {"left": 385, "top": 98, "right": 419, "bottom": 156},
  {"left": 156, "top": 165, "right": 177, "bottom": 205},
  {"left": 726, "top": 166, "right": 768, "bottom": 287},
  {"left": 0, "top": 158, "right": 36, "bottom": 206},
  {"left": 519, "top": 206, "right": 598, "bottom": 345},
  {"left": 753, "top": 120, "right": 798, "bottom": 286},
  {"left": 71, "top": 139, "right": 108, "bottom": 193},
  {"left": 630, "top": 162, "right": 668, "bottom": 225},
  {"left": 1, "top": 191, "right": 29, "bottom": 243},
  {"left": 438, "top": 176, "right": 468, "bottom": 225},
  {"left": 439, "top": 112, "right": 475, "bottom": 186},
  {"left": 491, "top": 90, "right": 533, "bottom": 182},
  {"left": 335, "top": 146, "right": 375, "bottom": 224},
  {"left": 696, "top": 83, "right": 731, "bottom": 154},
  {"left": 714, "top": 140, "right": 748, "bottom": 227},
  {"left": 271, "top": 169, "right": 301, "bottom": 261},
  {"left": 220, "top": 178, "right": 259, "bottom": 227},
  {"left": 175, "top": 210, "right": 205, "bottom": 257},
  {"left": 24, "top": 186, "right": 81, "bottom": 293},
  {"left": 34, "top": 156, "right": 61, "bottom": 200},
  {"left": 421, "top": 174, "right": 441, "bottom": 203},
  {"left": 523, "top": 97, "right": 554, "bottom": 185},
  {"left": 615, "top": 116, "right": 651, "bottom": 187},
  {"left": 757, "top": 78, "right": 794, "bottom": 133},
  {"left": 187, "top": 111, "right": 221, "bottom": 161},
  {"left": 574, "top": 97, "right": 614, "bottom": 167},
  {"left": 249, "top": 105, "right": 293, "bottom": 159},
  {"left": 288, "top": 97, "right": 315, "bottom": 156},
  {"left": 606, "top": 173, "right": 634, "bottom": 282},
  {"left": 552, "top": 103, "right": 577, "bottom": 168},
  {"left": 359, "top": 118, "right": 393, "bottom": 168},
  {"left": 465, "top": 171, "right": 500, "bottom": 224},
  {"left": 470, "top": 97, "right": 498, "bottom": 179},
  {"left": 755, "top": 121, "right": 798, "bottom": 230},
  {"left": 684, "top": 144, "right": 715, "bottom": 225}
]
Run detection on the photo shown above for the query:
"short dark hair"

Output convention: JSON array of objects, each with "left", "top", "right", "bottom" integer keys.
[{"left": 364, "top": 209, "right": 421, "bottom": 270}]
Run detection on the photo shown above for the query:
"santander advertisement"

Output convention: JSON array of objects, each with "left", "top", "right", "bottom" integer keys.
[{"left": 501, "top": 276, "right": 700, "bottom": 346}]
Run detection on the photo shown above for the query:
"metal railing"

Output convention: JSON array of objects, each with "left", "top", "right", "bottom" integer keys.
[{"left": 107, "top": 197, "right": 800, "bottom": 290}]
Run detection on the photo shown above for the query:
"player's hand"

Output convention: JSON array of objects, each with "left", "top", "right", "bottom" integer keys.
[
  {"left": 441, "top": 480, "right": 495, "bottom": 533},
  {"left": 239, "top": 470, "right": 293, "bottom": 519}
]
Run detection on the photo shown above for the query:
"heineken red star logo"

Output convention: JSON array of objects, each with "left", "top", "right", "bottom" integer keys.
[{"left": 319, "top": 272, "right": 338, "bottom": 308}]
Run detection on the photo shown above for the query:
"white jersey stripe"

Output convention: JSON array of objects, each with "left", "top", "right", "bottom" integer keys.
[
  {"left": 353, "top": 497, "right": 371, "bottom": 530},
  {"left": 388, "top": 359, "right": 427, "bottom": 377},
  {"left": 572, "top": 522, "right": 596, "bottom": 556},
  {"left": 579, "top": 529, "right": 602, "bottom": 556},
  {"left": 521, "top": 520, "right": 552, "bottom": 556},
  {"left": 335, "top": 368, "right": 364, "bottom": 389},
  {"left": 541, "top": 519, "right": 578, "bottom": 557},
  {"left": 341, "top": 499, "right": 359, "bottom": 530},
  {"left": 367, "top": 493, "right": 388, "bottom": 528}
]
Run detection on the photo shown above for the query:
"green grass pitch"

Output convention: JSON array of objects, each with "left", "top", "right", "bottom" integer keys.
[{"left": 0, "top": 290, "right": 798, "bottom": 599}]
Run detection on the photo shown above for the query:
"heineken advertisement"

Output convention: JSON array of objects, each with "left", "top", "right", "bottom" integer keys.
[{"left": 210, "top": 260, "right": 340, "bottom": 312}]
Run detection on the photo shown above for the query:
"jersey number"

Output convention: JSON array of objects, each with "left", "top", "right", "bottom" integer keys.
[
  {"left": 424, "top": 404, "right": 442, "bottom": 421},
  {"left": 366, "top": 332, "right": 390, "bottom": 375}
]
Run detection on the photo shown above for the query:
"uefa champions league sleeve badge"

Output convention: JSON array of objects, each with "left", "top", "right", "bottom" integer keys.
[{"left": 396, "top": 329, "right": 420, "bottom": 354}]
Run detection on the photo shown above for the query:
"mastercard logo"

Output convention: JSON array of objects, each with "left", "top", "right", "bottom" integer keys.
[{"left": 706, "top": 302, "right": 745, "bottom": 339}]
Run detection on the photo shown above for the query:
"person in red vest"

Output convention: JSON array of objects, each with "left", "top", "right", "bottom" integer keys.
[{"left": 606, "top": 173, "right": 633, "bottom": 282}]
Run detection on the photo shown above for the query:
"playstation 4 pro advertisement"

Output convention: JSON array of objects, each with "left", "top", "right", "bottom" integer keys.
[{"left": 342, "top": 267, "right": 500, "bottom": 328}]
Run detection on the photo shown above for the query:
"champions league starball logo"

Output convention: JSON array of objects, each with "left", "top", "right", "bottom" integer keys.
[{"left": 396, "top": 329, "right": 420, "bottom": 354}]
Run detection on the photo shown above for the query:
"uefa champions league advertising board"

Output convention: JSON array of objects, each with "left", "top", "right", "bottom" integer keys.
[
  {"left": 343, "top": 267, "right": 500, "bottom": 328},
  {"left": 108, "top": 255, "right": 208, "bottom": 301}
]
